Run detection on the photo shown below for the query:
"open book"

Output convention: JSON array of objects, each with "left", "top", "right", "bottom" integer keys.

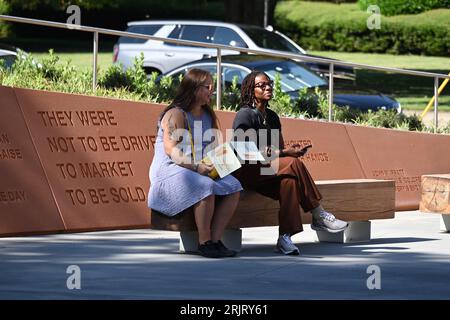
[
  {"left": 201, "top": 141, "right": 265, "bottom": 179},
  {"left": 201, "top": 142, "right": 242, "bottom": 179},
  {"left": 230, "top": 141, "right": 265, "bottom": 162}
]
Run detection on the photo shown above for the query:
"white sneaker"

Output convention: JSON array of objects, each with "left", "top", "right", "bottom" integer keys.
[
  {"left": 275, "top": 234, "right": 300, "bottom": 255},
  {"left": 311, "top": 210, "right": 348, "bottom": 233}
]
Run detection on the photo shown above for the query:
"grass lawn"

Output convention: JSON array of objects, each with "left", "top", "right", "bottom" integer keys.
[
  {"left": 30, "top": 52, "right": 113, "bottom": 72},
  {"left": 311, "top": 51, "right": 450, "bottom": 111},
  {"left": 309, "top": 51, "right": 450, "bottom": 71},
  {"left": 354, "top": 70, "right": 450, "bottom": 111},
  {"left": 397, "top": 96, "right": 450, "bottom": 112}
]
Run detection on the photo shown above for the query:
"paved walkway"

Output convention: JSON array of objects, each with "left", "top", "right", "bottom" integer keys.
[{"left": 0, "top": 210, "right": 449, "bottom": 300}]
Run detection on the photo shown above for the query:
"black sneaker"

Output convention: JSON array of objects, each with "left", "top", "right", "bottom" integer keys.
[
  {"left": 215, "top": 240, "right": 237, "bottom": 257},
  {"left": 198, "top": 240, "right": 222, "bottom": 258}
]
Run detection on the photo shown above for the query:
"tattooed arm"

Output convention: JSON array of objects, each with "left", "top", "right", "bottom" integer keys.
[{"left": 161, "top": 109, "right": 213, "bottom": 175}]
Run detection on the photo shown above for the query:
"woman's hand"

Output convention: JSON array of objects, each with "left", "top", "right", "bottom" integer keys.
[
  {"left": 196, "top": 163, "right": 214, "bottom": 176},
  {"left": 281, "top": 145, "right": 308, "bottom": 158},
  {"left": 265, "top": 145, "right": 304, "bottom": 159}
]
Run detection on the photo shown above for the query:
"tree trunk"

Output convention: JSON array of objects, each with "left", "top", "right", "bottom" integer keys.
[{"left": 420, "top": 174, "right": 450, "bottom": 213}]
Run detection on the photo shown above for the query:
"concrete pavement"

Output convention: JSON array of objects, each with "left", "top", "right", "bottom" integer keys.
[{"left": 0, "top": 210, "right": 449, "bottom": 300}]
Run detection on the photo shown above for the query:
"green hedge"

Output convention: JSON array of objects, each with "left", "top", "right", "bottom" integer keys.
[
  {"left": 358, "top": 0, "right": 450, "bottom": 16},
  {"left": 275, "top": 1, "right": 450, "bottom": 56}
]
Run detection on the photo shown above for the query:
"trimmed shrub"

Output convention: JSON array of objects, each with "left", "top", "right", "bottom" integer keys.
[{"left": 358, "top": 0, "right": 450, "bottom": 16}]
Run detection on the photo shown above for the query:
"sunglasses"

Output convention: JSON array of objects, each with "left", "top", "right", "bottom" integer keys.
[
  {"left": 199, "top": 84, "right": 214, "bottom": 91},
  {"left": 254, "top": 80, "right": 274, "bottom": 90}
]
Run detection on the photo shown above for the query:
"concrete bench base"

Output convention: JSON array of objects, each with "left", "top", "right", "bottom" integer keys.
[
  {"left": 179, "top": 221, "right": 372, "bottom": 252},
  {"left": 180, "top": 229, "right": 242, "bottom": 253},
  {"left": 314, "top": 221, "right": 371, "bottom": 243},
  {"left": 441, "top": 215, "right": 450, "bottom": 232}
]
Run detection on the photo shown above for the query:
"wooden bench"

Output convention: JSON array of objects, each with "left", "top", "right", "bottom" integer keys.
[
  {"left": 419, "top": 174, "right": 450, "bottom": 232},
  {"left": 151, "top": 179, "right": 396, "bottom": 252}
]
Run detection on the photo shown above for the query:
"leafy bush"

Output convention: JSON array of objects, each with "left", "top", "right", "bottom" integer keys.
[
  {"left": 221, "top": 75, "right": 241, "bottom": 111},
  {"left": 0, "top": 51, "right": 436, "bottom": 134},
  {"left": 99, "top": 62, "right": 132, "bottom": 90},
  {"left": 98, "top": 53, "right": 178, "bottom": 104},
  {"left": 0, "top": 0, "right": 10, "bottom": 38},
  {"left": 353, "top": 109, "right": 424, "bottom": 130},
  {"left": 1, "top": 50, "right": 141, "bottom": 100},
  {"left": 358, "top": 0, "right": 450, "bottom": 16},
  {"left": 422, "top": 121, "right": 450, "bottom": 134},
  {"left": 404, "top": 113, "right": 424, "bottom": 131},
  {"left": 293, "top": 86, "right": 362, "bottom": 122},
  {"left": 295, "top": 87, "right": 320, "bottom": 117},
  {"left": 270, "top": 73, "right": 299, "bottom": 117}
]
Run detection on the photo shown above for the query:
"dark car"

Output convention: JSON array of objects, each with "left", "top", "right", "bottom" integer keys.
[{"left": 162, "top": 55, "right": 401, "bottom": 113}]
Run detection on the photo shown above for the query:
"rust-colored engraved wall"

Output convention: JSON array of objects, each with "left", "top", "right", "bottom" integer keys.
[
  {"left": 277, "top": 118, "right": 366, "bottom": 180},
  {"left": 0, "top": 86, "right": 65, "bottom": 235},
  {"left": 345, "top": 125, "right": 450, "bottom": 210},
  {"left": 3, "top": 86, "right": 450, "bottom": 236},
  {"left": 14, "top": 88, "right": 165, "bottom": 232}
]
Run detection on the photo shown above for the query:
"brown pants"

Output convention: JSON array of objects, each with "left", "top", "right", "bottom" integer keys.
[{"left": 233, "top": 157, "right": 322, "bottom": 236}]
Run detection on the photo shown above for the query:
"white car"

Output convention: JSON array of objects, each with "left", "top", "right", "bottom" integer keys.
[
  {"left": 0, "top": 47, "right": 18, "bottom": 69},
  {"left": 113, "top": 20, "right": 308, "bottom": 76},
  {"left": 0, "top": 45, "right": 41, "bottom": 70}
]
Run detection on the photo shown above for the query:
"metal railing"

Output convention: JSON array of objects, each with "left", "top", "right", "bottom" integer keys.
[{"left": 1, "top": 14, "right": 450, "bottom": 130}]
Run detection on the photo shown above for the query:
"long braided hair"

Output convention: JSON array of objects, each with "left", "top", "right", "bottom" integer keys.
[
  {"left": 239, "top": 70, "right": 270, "bottom": 109},
  {"left": 158, "top": 68, "right": 219, "bottom": 129}
]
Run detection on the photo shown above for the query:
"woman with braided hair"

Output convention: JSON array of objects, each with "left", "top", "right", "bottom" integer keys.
[{"left": 232, "top": 71, "right": 348, "bottom": 255}]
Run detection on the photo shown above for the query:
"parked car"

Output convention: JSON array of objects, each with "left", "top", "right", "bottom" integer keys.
[
  {"left": 0, "top": 44, "right": 18, "bottom": 69},
  {"left": 162, "top": 54, "right": 401, "bottom": 113},
  {"left": 113, "top": 20, "right": 354, "bottom": 80}
]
